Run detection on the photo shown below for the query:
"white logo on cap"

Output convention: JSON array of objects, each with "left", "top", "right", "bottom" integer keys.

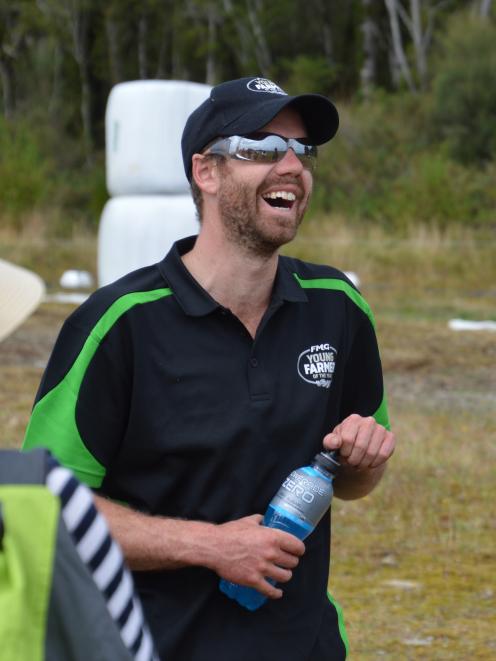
[{"left": 247, "top": 78, "right": 287, "bottom": 95}]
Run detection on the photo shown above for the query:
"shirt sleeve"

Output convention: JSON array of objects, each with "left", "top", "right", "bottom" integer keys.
[
  {"left": 23, "top": 312, "right": 132, "bottom": 488},
  {"left": 339, "top": 311, "right": 390, "bottom": 430}
]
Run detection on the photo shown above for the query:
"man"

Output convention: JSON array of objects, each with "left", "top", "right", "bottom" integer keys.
[{"left": 24, "top": 77, "right": 395, "bottom": 660}]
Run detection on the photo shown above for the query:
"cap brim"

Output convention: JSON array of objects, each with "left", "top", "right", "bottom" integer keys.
[
  {"left": 0, "top": 259, "right": 45, "bottom": 342},
  {"left": 222, "top": 93, "right": 339, "bottom": 145}
]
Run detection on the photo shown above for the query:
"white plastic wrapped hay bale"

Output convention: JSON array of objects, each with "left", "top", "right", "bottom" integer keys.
[
  {"left": 98, "top": 196, "right": 199, "bottom": 286},
  {"left": 106, "top": 80, "right": 211, "bottom": 196}
]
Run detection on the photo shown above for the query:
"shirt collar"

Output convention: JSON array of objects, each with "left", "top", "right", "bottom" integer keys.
[
  {"left": 158, "top": 235, "right": 308, "bottom": 317},
  {"left": 273, "top": 257, "right": 309, "bottom": 304},
  {"left": 158, "top": 236, "right": 219, "bottom": 317}
]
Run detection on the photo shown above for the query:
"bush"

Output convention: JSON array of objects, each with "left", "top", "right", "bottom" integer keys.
[
  {"left": 313, "top": 93, "right": 425, "bottom": 222},
  {"left": 281, "top": 55, "right": 339, "bottom": 97},
  {"left": 380, "top": 152, "right": 495, "bottom": 229},
  {"left": 0, "top": 117, "right": 52, "bottom": 224},
  {"left": 428, "top": 14, "right": 496, "bottom": 165},
  {"left": 0, "top": 113, "right": 107, "bottom": 236},
  {"left": 312, "top": 91, "right": 496, "bottom": 230}
]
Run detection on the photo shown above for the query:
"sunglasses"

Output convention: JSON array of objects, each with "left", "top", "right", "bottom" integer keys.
[{"left": 206, "top": 132, "right": 317, "bottom": 171}]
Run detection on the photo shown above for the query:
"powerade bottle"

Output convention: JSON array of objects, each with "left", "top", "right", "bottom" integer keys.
[{"left": 219, "top": 450, "right": 340, "bottom": 611}]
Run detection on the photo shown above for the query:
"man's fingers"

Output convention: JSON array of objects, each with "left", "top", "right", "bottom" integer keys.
[
  {"left": 276, "top": 550, "right": 301, "bottom": 569},
  {"left": 277, "top": 531, "right": 305, "bottom": 557},
  {"left": 214, "top": 516, "right": 305, "bottom": 594},
  {"left": 370, "top": 431, "right": 396, "bottom": 468},
  {"left": 332, "top": 414, "right": 361, "bottom": 459},
  {"left": 266, "top": 565, "right": 293, "bottom": 584},
  {"left": 324, "top": 414, "right": 395, "bottom": 470},
  {"left": 345, "top": 416, "right": 377, "bottom": 466},
  {"left": 359, "top": 424, "right": 388, "bottom": 468},
  {"left": 257, "top": 579, "right": 283, "bottom": 600},
  {"left": 246, "top": 513, "right": 264, "bottom": 525},
  {"left": 323, "top": 431, "right": 341, "bottom": 451}
]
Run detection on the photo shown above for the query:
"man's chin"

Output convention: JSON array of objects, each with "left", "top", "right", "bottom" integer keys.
[
  {"left": 250, "top": 226, "right": 299, "bottom": 257},
  {"left": 267, "top": 214, "right": 303, "bottom": 242}
]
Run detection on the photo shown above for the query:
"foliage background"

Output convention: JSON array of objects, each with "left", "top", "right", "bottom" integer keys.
[{"left": 1, "top": 0, "right": 495, "bottom": 234}]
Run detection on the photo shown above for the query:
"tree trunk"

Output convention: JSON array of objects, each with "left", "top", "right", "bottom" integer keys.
[
  {"left": 360, "top": 0, "right": 377, "bottom": 98},
  {"left": 155, "top": 17, "right": 169, "bottom": 79},
  {"left": 222, "top": 0, "right": 251, "bottom": 68},
  {"left": 384, "top": 0, "right": 416, "bottom": 92},
  {"left": 0, "top": 55, "right": 15, "bottom": 117},
  {"left": 479, "top": 0, "right": 493, "bottom": 17},
  {"left": 70, "top": 8, "right": 94, "bottom": 165},
  {"left": 80, "top": 67, "right": 93, "bottom": 165},
  {"left": 315, "top": 0, "right": 333, "bottom": 65},
  {"left": 245, "top": 0, "right": 272, "bottom": 75},
  {"left": 410, "top": 0, "right": 427, "bottom": 89},
  {"left": 105, "top": 13, "right": 123, "bottom": 84},
  {"left": 48, "top": 42, "right": 62, "bottom": 116},
  {"left": 205, "top": 6, "right": 217, "bottom": 86},
  {"left": 138, "top": 14, "right": 148, "bottom": 79}
]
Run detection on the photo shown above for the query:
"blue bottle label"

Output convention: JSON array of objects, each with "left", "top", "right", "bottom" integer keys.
[{"left": 269, "top": 467, "right": 333, "bottom": 528}]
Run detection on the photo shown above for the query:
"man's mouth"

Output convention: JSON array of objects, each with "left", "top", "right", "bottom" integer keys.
[{"left": 262, "top": 190, "right": 297, "bottom": 210}]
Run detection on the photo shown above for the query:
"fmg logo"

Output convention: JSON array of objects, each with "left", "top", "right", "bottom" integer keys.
[{"left": 297, "top": 343, "right": 337, "bottom": 389}]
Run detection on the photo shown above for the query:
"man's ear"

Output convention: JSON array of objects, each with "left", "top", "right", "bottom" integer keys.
[{"left": 191, "top": 154, "right": 221, "bottom": 196}]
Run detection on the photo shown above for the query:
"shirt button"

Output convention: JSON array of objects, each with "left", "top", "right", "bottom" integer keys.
[{"left": 250, "top": 358, "right": 258, "bottom": 368}]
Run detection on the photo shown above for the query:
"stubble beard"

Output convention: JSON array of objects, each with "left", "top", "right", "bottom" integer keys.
[{"left": 217, "top": 173, "right": 308, "bottom": 258}]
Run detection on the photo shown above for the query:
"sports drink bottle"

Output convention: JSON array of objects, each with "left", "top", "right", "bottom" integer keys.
[{"left": 219, "top": 450, "right": 340, "bottom": 611}]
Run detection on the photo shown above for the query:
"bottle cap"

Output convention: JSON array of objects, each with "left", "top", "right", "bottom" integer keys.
[{"left": 313, "top": 451, "right": 340, "bottom": 474}]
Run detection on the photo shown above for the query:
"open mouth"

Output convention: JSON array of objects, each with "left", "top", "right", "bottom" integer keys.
[{"left": 262, "top": 190, "right": 296, "bottom": 210}]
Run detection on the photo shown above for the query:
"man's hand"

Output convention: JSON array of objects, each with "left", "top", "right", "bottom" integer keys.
[
  {"left": 322, "top": 414, "right": 395, "bottom": 499},
  {"left": 94, "top": 497, "right": 303, "bottom": 596},
  {"left": 323, "top": 414, "right": 395, "bottom": 469},
  {"left": 209, "top": 514, "right": 305, "bottom": 600}
]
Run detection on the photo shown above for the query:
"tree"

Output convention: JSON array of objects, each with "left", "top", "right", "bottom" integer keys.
[
  {"left": 37, "top": 0, "right": 97, "bottom": 164},
  {"left": 0, "top": 2, "right": 34, "bottom": 117},
  {"left": 429, "top": 12, "right": 496, "bottom": 163},
  {"left": 384, "top": 0, "right": 450, "bottom": 92},
  {"left": 360, "top": 0, "right": 378, "bottom": 97},
  {"left": 476, "top": 0, "right": 493, "bottom": 17}
]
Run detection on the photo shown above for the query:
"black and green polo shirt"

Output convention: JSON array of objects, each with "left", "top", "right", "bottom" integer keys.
[{"left": 24, "top": 235, "right": 389, "bottom": 661}]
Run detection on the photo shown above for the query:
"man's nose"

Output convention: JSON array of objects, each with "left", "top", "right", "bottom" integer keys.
[{"left": 274, "top": 148, "right": 304, "bottom": 174}]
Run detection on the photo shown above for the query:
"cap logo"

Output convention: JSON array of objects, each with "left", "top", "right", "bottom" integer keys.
[{"left": 247, "top": 78, "right": 287, "bottom": 96}]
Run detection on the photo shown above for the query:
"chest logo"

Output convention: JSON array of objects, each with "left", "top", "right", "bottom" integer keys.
[{"left": 297, "top": 343, "right": 337, "bottom": 389}]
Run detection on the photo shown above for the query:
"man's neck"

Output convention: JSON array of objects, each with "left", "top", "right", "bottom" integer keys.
[{"left": 181, "top": 230, "right": 279, "bottom": 339}]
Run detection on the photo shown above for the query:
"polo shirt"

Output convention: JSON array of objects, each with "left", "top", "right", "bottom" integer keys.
[{"left": 24, "top": 235, "right": 389, "bottom": 661}]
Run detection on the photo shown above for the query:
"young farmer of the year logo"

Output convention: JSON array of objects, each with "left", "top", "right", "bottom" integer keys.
[{"left": 297, "top": 343, "right": 337, "bottom": 389}]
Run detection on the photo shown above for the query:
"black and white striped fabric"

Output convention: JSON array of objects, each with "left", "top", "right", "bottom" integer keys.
[{"left": 46, "top": 460, "right": 159, "bottom": 661}]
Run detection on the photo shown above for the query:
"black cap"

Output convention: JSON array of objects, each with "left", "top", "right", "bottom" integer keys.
[{"left": 181, "top": 76, "right": 339, "bottom": 182}]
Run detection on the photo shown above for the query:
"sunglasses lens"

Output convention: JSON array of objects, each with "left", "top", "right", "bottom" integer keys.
[
  {"left": 236, "top": 135, "right": 286, "bottom": 163},
  {"left": 236, "top": 135, "right": 316, "bottom": 169},
  {"left": 292, "top": 142, "right": 317, "bottom": 170}
]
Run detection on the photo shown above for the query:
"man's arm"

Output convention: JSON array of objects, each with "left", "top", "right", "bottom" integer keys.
[
  {"left": 94, "top": 495, "right": 305, "bottom": 600},
  {"left": 323, "top": 414, "right": 395, "bottom": 500}
]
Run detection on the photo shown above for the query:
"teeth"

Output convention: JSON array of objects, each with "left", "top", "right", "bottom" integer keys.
[{"left": 263, "top": 191, "right": 296, "bottom": 201}]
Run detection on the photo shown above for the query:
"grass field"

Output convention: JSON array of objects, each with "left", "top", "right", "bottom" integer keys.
[{"left": 1, "top": 218, "right": 495, "bottom": 659}]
